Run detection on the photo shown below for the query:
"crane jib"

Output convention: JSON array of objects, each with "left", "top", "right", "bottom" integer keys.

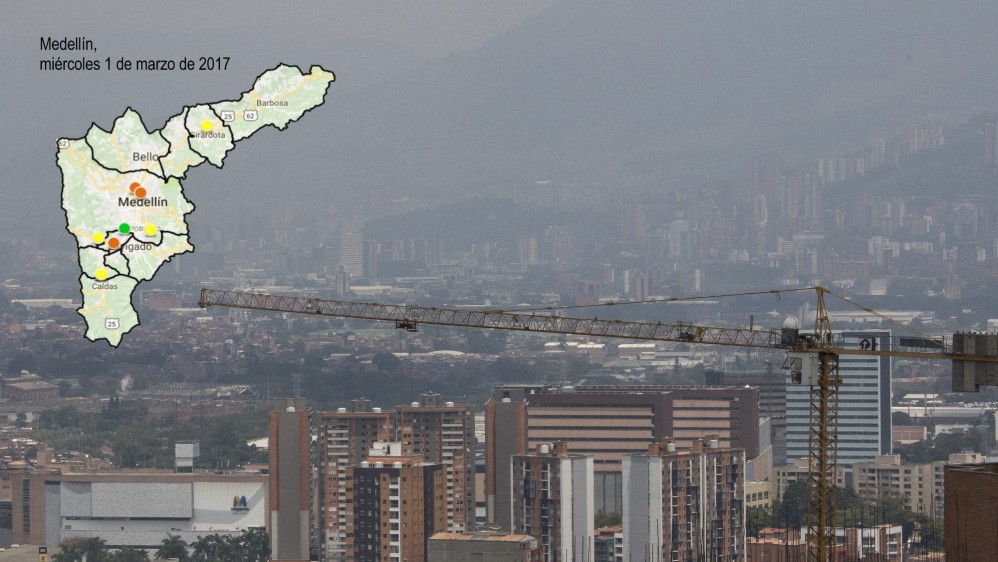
[{"left": 197, "top": 286, "right": 998, "bottom": 562}]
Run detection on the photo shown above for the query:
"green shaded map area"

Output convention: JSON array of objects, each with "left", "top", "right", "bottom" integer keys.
[{"left": 58, "top": 64, "right": 335, "bottom": 346}]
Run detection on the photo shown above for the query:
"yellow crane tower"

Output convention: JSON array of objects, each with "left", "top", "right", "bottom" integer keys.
[{"left": 198, "top": 285, "right": 998, "bottom": 562}]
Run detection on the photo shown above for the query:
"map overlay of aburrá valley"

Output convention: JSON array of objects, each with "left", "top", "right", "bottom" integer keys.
[{"left": 58, "top": 64, "right": 335, "bottom": 346}]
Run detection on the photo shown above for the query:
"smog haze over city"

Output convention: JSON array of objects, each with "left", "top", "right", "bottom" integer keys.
[{"left": 3, "top": 2, "right": 998, "bottom": 560}]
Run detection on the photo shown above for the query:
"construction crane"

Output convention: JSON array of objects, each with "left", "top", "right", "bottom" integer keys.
[{"left": 199, "top": 285, "right": 998, "bottom": 562}]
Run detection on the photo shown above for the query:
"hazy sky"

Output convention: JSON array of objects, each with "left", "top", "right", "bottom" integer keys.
[
  {"left": 0, "top": 1, "right": 553, "bottom": 234},
  {"left": 2, "top": 1, "right": 555, "bottom": 66},
  {"left": 5, "top": 0, "right": 998, "bottom": 243}
]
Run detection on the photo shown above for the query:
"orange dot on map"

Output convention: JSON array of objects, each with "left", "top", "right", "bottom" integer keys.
[
  {"left": 108, "top": 238, "right": 120, "bottom": 249},
  {"left": 129, "top": 182, "right": 140, "bottom": 193},
  {"left": 135, "top": 187, "right": 147, "bottom": 198}
]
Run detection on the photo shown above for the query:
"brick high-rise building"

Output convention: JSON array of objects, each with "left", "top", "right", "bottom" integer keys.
[
  {"left": 512, "top": 442, "right": 594, "bottom": 562},
  {"left": 944, "top": 462, "right": 998, "bottom": 562},
  {"left": 319, "top": 400, "right": 392, "bottom": 561},
  {"left": 318, "top": 394, "right": 475, "bottom": 559},
  {"left": 398, "top": 392, "right": 475, "bottom": 532},
  {"left": 622, "top": 437, "right": 745, "bottom": 562},
  {"left": 345, "top": 449, "right": 445, "bottom": 562}
]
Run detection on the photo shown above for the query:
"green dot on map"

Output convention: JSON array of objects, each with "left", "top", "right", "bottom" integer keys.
[{"left": 118, "top": 223, "right": 131, "bottom": 234}]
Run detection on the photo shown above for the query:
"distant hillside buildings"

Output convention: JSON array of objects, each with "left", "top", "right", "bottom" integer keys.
[{"left": 0, "top": 372, "right": 59, "bottom": 402}]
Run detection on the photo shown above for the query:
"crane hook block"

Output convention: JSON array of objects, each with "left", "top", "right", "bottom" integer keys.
[{"left": 395, "top": 319, "right": 419, "bottom": 332}]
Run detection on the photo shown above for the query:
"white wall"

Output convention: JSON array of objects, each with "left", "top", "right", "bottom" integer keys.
[{"left": 48, "top": 479, "right": 266, "bottom": 548}]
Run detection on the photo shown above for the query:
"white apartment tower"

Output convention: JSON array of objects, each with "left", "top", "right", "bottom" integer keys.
[
  {"left": 786, "top": 330, "right": 892, "bottom": 467},
  {"left": 512, "top": 442, "right": 595, "bottom": 562}
]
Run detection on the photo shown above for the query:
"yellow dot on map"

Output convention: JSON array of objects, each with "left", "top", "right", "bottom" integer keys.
[
  {"left": 145, "top": 224, "right": 157, "bottom": 236},
  {"left": 95, "top": 268, "right": 108, "bottom": 281},
  {"left": 92, "top": 232, "right": 106, "bottom": 244},
  {"left": 201, "top": 120, "right": 214, "bottom": 132}
]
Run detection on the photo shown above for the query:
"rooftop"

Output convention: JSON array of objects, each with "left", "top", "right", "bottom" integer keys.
[{"left": 430, "top": 532, "right": 536, "bottom": 542}]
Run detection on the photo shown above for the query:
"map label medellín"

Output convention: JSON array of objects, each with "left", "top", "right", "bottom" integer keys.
[
  {"left": 57, "top": 64, "right": 335, "bottom": 346},
  {"left": 41, "top": 36, "right": 95, "bottom": 51}
]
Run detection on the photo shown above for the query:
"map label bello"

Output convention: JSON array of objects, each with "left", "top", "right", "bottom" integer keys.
[{"left": 57, "top": 64, "right": 335, "bottom": 346}]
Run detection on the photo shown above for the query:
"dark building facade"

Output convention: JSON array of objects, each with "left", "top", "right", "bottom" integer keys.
[
  {"left": 705, "top": 366, "right": 786, "bottom": 466},
  {"left": 945, "top": 462, "right": 998, "bottom": 562},
  {"left": 347, "top": 457, "right": 445, "bottom": 562}
]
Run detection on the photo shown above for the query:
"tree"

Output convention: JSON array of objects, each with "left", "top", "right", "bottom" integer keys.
[
  {"left": 770, "top": 480, "right": 808, "bottom": 529},
  {"left": 913, "top": 514, "right": 944, "bottom": 553},
  {"left": 82, "top": 537, "right": 110, "bottom": 562},
  {"left": 892, "top": 411, "right": 912, "bottom": 426},
  {"left": 188, "top": 530, "right": 269, "bottom": 562},
  {"left": 51, "top": 540, "right": 84, "bottom": 562},
  {"left": 189, "top": 534, "right": 234, "bottom": 562},
  {"left": 372, "top": 351, "right": 401, "bottom": 373},
  {"left": 232, "top": 528, "right": 269, "bottom": 562},
  {"left": 155, "top": 533, "right": 189, "bottom": 561},
  {"left": 872, "top": 490, "right": 919, "bottom": 539},
  {"left": 594, "top": 510, "right": 622, "bottom": 528},
  {"left": 108, "top": 547, "right": 150, "bottom": 562},
  {"left": 189, "top": 534, "right": 219, "bottom": 561},
  {"left": 52, "top": 536, "right": 108, "bottom": 562},
  {"left": 747, "top": 506, "right": 770, "bottom": 537}
]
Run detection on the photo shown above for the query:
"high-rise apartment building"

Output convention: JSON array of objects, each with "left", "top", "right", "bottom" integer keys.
[
  {"left": 786, "top": 331, "right": 891, "bottom": 467},
  {"left": 318, "top": 394, "right": 474, "bottom": 560},
  {"left": 345, "top": 450, "right": 445, "bottom": 562},
  {"left": 320, "top": 400, "right": 393, "bottom": 561},
  {"left": 364, "top": 240, "right": 380, "bottom": 278},
  {"left": 622, "top": 437, "right": 745, "bottom": 562},
  {"left": 985, "top": 122, "right": 998, "bottom": 166},
  {"left": 512, "top": 442, "right": 594, "bottom": 562},
  {"left": 518, "top": 237, "right": 539, "bottom": 266},
  {"left": 333, "top": 232, "right": 364, "bottom": 278},
  {"left": 270, "top": 398, "right": 312, "bottom": 562},
  {"left": 486, "top": 384, "right": 761, "bottom": 529},
  {"left": 398, "top": 393, "right": 475, "bottom": 532}
]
